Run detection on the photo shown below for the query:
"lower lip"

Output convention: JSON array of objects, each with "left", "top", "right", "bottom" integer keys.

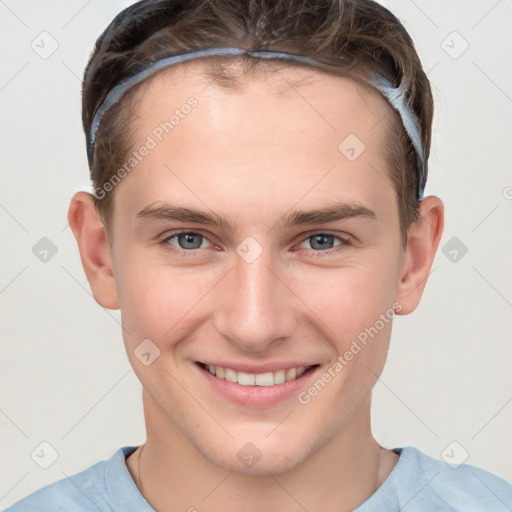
[{"left": 194, "top": 363, "right": 319, "bottom": 408}]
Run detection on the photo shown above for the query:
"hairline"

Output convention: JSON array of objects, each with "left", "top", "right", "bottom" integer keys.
[{"left": 99, "top": 58, "right": 408, "bottom": 248}]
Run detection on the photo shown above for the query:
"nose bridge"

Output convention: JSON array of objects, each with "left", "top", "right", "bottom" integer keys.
[{"left": 214, "top": 242, "right": 297, "bottom": 351}]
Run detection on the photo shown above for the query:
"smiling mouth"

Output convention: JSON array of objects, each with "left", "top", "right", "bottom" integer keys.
[{"left": 196, "top": 362, "right": 319, "bottom": 387}]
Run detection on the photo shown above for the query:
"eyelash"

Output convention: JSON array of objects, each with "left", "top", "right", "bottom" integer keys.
[{"left": 158, "top": 230, "right": 352, "bottom": 258}]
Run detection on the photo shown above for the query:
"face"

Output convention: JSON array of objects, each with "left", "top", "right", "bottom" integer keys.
[{"left": 106, "top": 63, "right": 409, "bottom": 474}]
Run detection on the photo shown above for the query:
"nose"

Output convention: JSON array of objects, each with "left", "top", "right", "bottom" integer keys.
[{"left": 213, "top": 246, "right": 299, "bottom": 353}]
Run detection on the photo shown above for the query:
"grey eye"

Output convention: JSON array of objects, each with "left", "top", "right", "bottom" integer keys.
[
  {"left": 302, "top": 234, "right": 340, "bottom": 251},
  {"left": 175, "top": 233, "right": 204, "bottom": 250}
]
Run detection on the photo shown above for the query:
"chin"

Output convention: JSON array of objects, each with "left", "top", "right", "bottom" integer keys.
[
  {"left": 211, "top": 447, "right": 309, "bottom": 476},
  {"left": 192, "top": 429, "right": 317, "bottom": 476}
]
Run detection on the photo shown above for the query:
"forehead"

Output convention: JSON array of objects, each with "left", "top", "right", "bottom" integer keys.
[
  {"left": 136, "top": 57, "right": 388, "bottom": 114},
  {"left": 115, "top": 58, "right": 396, "bottom": 223}
]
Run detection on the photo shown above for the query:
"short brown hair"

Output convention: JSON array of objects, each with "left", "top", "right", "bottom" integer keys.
[{"left": 82, "top": 0, "right": 433, "bottom": 247}]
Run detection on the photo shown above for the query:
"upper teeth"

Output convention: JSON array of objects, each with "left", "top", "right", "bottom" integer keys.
[{"left": 206, "top": 365, "right": 308, "bottom": 386}]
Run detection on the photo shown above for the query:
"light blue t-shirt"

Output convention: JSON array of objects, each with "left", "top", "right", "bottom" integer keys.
[{"left": 4, "top": 445, "right": 512, "bottom": 511}]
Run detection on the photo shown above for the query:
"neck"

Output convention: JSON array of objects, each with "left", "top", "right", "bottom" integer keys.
[{"left": 127, "top": 390, "right": 397, "bottom": 512}]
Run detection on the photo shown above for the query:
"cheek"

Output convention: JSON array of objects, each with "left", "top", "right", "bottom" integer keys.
[
  {"left": 114, "top": 236, "right": 401, "bottom": 351},
  {"left": 296, "top": 257, "right": 399, "bottom": 390},
  {"left": 115, "top": 260, "right": 212, "bottom": 391},
  {"left": 303, "top": 260, "right": 398, "bottom": 333},
  {"left": 115, "top": 254, "right": 216, "bottom": 344}
]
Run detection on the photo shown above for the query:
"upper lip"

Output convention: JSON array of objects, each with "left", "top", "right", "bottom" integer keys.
[{"left": 197, "top": 361, "right": 318, "bottom": 374}]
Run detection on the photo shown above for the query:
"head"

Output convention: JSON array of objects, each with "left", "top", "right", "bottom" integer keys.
[{"left": 69, "top": 0, "right": 443, "bottom": 475}]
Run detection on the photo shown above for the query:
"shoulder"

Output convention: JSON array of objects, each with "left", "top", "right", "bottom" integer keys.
[
  {"left": 3, "top": 446, "right": 136, "bottom": 512},
  {"left": 389, "top": 446, "right": 512, "bottom": 511}
]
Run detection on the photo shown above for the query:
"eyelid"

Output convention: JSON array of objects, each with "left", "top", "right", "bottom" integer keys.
[
  {"left": 294, "top": 230, "right": 352, "bottom": 253},
  {"left": 160, "top": 228, "right": 217, "bottom": 240},
  {"left": 159, "top": 228, "right": 352, "bottom": 257},
  {"left": 160, "top": 229, "right": 351, "bottom": 245},
  {"left": 160, "top": 229, "right": 217, "bottom": 249},
  {"left": 299, "top": 229, "right": 351, "bottom": 241}
]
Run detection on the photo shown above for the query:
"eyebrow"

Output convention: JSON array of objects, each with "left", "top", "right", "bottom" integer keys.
[{"left": 136, "top": 200, "right": 377, "bottom": 230}]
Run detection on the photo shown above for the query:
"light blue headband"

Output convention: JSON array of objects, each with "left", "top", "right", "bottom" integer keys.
[{"left": 88, "top": 46, "right": 426, "bottom": 200}]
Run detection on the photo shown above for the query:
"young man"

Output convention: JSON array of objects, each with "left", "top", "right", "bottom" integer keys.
[{"left": 6, "top": 0, "right": 512, "bottom": 510}]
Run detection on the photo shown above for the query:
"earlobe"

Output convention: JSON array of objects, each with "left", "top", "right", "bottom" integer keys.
[
  {"left": 67, "top": 191, "right": 119, "bottom": 310},
  {"left": 395, "top": 196, "right": 444, "bottom": 315}
]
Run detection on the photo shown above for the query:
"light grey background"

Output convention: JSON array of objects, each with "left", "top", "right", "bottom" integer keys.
[{"left": 1, "top": 0, "right": 511, "bottom": 508}]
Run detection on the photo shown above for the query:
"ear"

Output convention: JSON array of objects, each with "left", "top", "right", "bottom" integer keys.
[
  {"left": 67, "top": 191, "right": 119, "bottom": 310},
  {"left": 395, "top": 195, "right": 444, "bottom": 315}
]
